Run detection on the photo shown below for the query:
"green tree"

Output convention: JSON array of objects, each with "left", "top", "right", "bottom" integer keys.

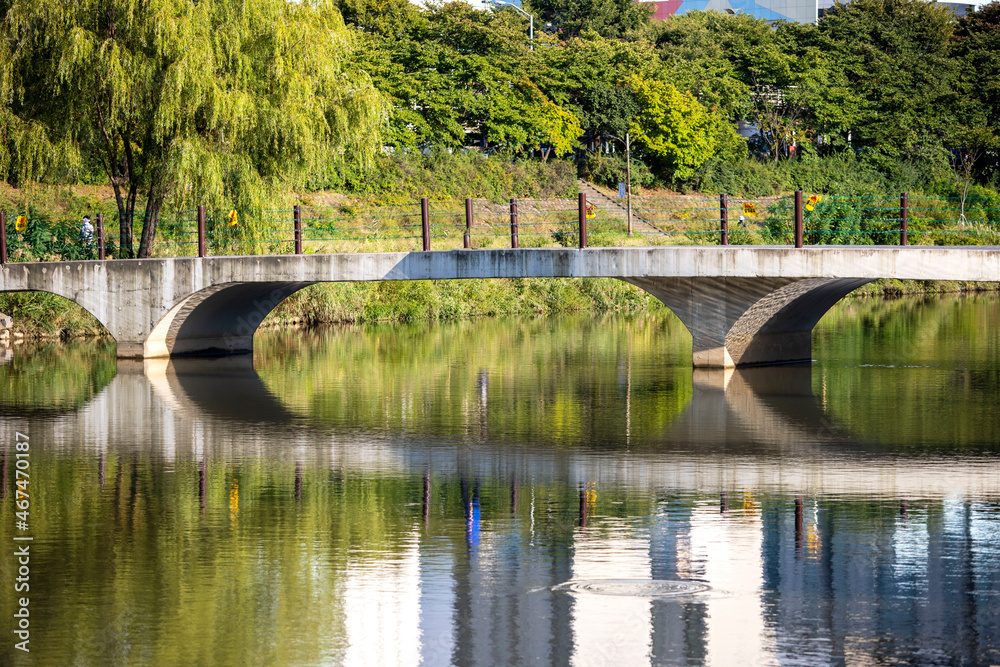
[
  {"left": 1, "top": 0, "right": 383, "bottom": 257},
  {"left": 744, "top": 23, "right": 860, "bottom": 158},
  {"left": 949, "top": 125, "right": 999, "bottom": 220},
  {"left": 653, "top": 13, "right": 858, "bottom": 158},
  {"left": 651, "top": 11, "right": 761, "bottom": 121},
  {"left": 628, "top": 76, "right": 745, "bottom": 181},
  {"left": 336, "top": 0, "right": 427, "bottom": 39},
  {"left": 954, "top": 1, "right": 1000, "bottom": 141},
  {"left": 537, "top": 99, "right": 583, "bottom": 158},
  {"left": 819, "top": 0, "right": 960, "bottom": 166},
  {"left": 360, "top": 3, "right": 579, "bottom": 155},
  {"left": 524, "top": 0, "right": 651, "bottom": 39},
  {"left": 575, "top": 83, "right": 640, "bottom": 139},
  {"left": 534, "top": 34, "right": 662, "bottom": 143}
]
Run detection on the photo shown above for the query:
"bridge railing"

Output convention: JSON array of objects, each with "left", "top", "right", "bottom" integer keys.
[{"left": 2, "top": 192, "right": 999, "bottom": 264}]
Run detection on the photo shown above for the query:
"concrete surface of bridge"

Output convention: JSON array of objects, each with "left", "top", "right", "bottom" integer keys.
[{"left": 1, "top": 246, "right": 998, "bottom": 366}]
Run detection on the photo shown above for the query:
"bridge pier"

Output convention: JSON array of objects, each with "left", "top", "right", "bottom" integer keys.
[{"left": 625, "top": 277, "right": 871, "bottom": 367}]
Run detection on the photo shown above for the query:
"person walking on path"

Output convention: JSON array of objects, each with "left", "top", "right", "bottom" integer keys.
[{"left": 80, "top": 215, "right": 94, "bottom": 252}]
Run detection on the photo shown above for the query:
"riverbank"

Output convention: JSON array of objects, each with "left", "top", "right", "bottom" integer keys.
[{"left": 1, "top": 277, "right": 998, "bottom": 339}]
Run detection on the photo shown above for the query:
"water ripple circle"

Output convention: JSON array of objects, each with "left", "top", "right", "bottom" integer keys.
[{"left": 556, "top": 579, "right": 710, "bottom": 597}]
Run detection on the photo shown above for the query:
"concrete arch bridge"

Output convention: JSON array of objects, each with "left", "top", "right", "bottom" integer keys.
[{"left": 1, "top": 246, "right": 998, "bottom": 367}]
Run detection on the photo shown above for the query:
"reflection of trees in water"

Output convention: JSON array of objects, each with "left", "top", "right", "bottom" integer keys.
[
  {"left": 816, "top": 293, "right": 1000, "bottom": 448},
  {"left": 817, "top": 292, "right": 1000, "bottom": 362},
  {"left": 3, "top": 291, "right": 1000, "bottom": 457},
  {"left": 254, "top": 314, "right": 694, "bottom": 449},
  {"left": 4, "top": 324, "right": 1000, "bottom": 664},
  {"left": 250, "top": 295, "right": 1000, "bottom": 450},
  {"left": 19, "top": 444, "right": 1000, "bottom": 666},
  {"left": 0, "top": 339, "right": 116, "bottom": 414},
  {"left": 8, "top": 293, "right": 1000, "bottom": 451}
]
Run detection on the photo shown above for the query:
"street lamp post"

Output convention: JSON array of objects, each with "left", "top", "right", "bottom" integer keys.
[
  {"left": 625, "top": 132, "right": 632, "bottom": 236},
  {"left": 608, "top": 131, "right": 643, "bottom": 237},
  {"left": 489, "top": 0, "right": 533, "bottom": 49}
]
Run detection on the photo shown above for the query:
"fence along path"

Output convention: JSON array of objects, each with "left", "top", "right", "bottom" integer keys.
[{"left": 1, "top": 191, "right": 999, "bottom": 263}]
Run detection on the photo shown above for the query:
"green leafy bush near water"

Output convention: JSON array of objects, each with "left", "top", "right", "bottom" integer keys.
[
  {"left": 0, "top": 292, "right": 107, "bottom": 337},
  {"left": 264, "top": 277, "right": 666, "bottom": 326}
]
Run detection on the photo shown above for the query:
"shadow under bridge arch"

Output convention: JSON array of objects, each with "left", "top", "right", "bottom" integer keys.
[{"left": 146, "top": 281, "right": 316, "bottom": 357}]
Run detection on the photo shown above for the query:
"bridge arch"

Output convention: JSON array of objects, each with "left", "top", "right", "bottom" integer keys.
[
  {"left": 140, "top": 275, "right": 875, "bottom": 366},
  {"left": 0, "top": 286, "right": 112, "bottom": 338},
  {"left": 144, "top": 281, "right": 316, "bottom": 357},
  {"left": 624, "top": 277, "right": 872, "bottom": 366},
  {"left": 4, "top": 247, "right": 1000, "bottom": 366}
]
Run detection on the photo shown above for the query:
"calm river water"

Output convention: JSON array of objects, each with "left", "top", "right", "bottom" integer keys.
[{"left": 1, "top": 293, "right": 999, "bottom": 666}]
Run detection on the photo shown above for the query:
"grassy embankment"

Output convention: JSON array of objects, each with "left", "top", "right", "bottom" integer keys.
[{"left": 2, "top": 153, "right": 998, "bottom": 339}]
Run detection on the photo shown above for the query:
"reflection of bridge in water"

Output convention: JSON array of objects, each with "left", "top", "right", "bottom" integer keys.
[
  {"left": 3, "top": 360, "right": 998, "bottom": 665},
  {"left": 7, "top": 358, "right": 997, "bottom": 498}
]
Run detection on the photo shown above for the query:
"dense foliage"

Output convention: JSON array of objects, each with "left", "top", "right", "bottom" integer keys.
[
  {"left": 1, "top": 0, "right": 384, "bottom": 256},
  {"left": 2, "top": 0, "right": 999, "bottom": 251},
  {"left": 341, "top": 0, "right": 998, "bottom": 190}
]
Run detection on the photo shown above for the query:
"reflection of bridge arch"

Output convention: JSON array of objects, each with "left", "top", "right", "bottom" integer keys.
[
  {"left": 4, "top": 247, "right": 1000, "bottom": 366},
  {"left": 139, "top": 357, "right": 296, "bottom": 424},
  {"left": 667, "top": 365, "right": 847, "bottom": 450},
  {"left": 4, "top": 359, "right": 990, "bottom": 499}
]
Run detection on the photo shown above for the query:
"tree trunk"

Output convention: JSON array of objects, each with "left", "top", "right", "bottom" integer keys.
[
  {"left": 137, "top": 199, "right": 160, "bottom": 259},
  {"left": 119, "top": 184, "right": 137, "bottom": 258},
  {"left": 138, "top": 195, "right": 162, "bottom": 259}
]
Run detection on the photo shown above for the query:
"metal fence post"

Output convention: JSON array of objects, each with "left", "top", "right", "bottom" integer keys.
[
  {"left": 0, "top": 212, "right": 6, "bottom": 265},
  {"left": 464, "top": 198, "right": 473, "bottom": 249},
  {"left": 578, "top": 193, "right": 587, "bottom": 249},
  {"left": 198, "top": 205, "right": 206, "bottom": 257},
  {"left": 510, "top": 198, "right": 519, "bottom": 249},
  {"left": 900, "top": 192, "right": 909, "bottom": 246},
  {"left": 294, "top": 205, "right": 302, "bottom": 255},
  {"left": 96, "top": 213, "right": 106, "bottom": 260},
  {"left": 720, "top": 193, "right": 729, "bottom": 246},
  {"left": 794, "top": 190, "right": 804, "bottom": 248},
  {"left": 421, "top": 197, "right": 430, "bottom": 251}
]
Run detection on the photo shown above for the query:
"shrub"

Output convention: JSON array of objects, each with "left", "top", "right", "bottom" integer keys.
[{"left": 579, "top": 153, "right": 657, "bottom": 190}]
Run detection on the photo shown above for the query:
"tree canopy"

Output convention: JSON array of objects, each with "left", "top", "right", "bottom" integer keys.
[
  {"left": 524, "top": 0, "right": 652, "bottom": 39},
  {"left": 1, "top": 0, "right": 384, "bottom": 257},
  {"left": 818, "top": 0, "right": 960, "bottom": 167},
  {"left": 628, "top": 76, "right": 744, "bottom": 180},
  {"left": 6, "top": 0, "right": 1000, "bottom": 207}
]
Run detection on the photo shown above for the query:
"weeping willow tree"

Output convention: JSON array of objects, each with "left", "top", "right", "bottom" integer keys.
[{"left": 0, "top": 0, "right": 384, "bottom": 257}]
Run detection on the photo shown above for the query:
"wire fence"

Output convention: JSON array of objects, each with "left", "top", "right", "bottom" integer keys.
[{"left": 2, "top": 192, "right": 999, "bottom": 263}]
